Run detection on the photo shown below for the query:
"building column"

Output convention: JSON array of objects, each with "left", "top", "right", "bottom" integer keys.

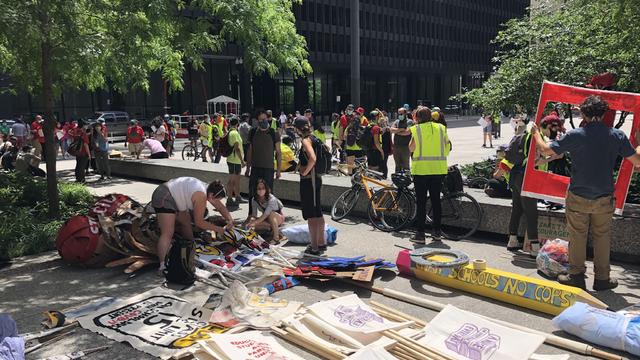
[{"left": 350, "top": 0, "right": 360, "bottom": 106}]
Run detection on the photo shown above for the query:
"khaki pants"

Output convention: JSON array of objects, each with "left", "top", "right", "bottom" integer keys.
[
  {"left": 32, "top": 139, "right": 42, "bottom": 157},
  {"left": 566, "top": 191, "right": 614, "bottom": 280}
]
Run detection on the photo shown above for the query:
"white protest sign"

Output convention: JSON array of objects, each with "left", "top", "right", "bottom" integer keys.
[
  {"left": 201, "top": 331, "right": 304, "bottom": 360},
  {"left": 421, "top": 305, "right": 544, "bottom": 360},
  {"left": 78, "top": 288, "right": 227, "bottom": 359}
]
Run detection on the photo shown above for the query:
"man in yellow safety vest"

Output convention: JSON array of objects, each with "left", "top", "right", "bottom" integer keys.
[{"left": 409, "top": 106, "right": 451, "bottom": 243}]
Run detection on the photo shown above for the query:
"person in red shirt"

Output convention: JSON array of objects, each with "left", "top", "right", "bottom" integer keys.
[
  {"left": 31, "top": 115, "right": 45, "bottom": 158},
  {"left": 126, "top": 119, "right": 145, "bottom": 159},
  {"left": 367, "top": 110, "right": 384, "bottom": 172},
  {"left": 72, "top": 120, "right": 91, "bottom": 183}
]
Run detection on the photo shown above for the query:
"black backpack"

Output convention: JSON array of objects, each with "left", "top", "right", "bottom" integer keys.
[
  {"left": 356, "top": 125, "right": 374, "bottom": 150},
  {"left": 310, "top": 135, "right": 332, "bottom": 175},
  {"left": 163, "top": 235, "right": 196, "bottom": 285},
  {"left": 504, "top": 132, "right": 530, "bottom": 170},
  {"left": 345, "top": 118, "right": 360, "bottom": 147},
  {"left": 446, "top": 165, "right": 464, "bottom": 193},
  {"left": 218, "top": 131, "right": 234, "bottom": 157}
]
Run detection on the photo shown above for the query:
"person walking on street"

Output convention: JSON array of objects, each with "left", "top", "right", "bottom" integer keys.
[
  {"left": 409, "top": 106, "right": 451, "bottom": 243},
  {"left": 72, "top": 120, "right": 91, "bottom": 183},
  {"left": 225, "top": 116, "right": 245, "bottom": 209},
  {"left": 31, "top": 115, "right": 45, "bottom": 159},
  {"left": 127, "top": 119, "right": 145, "bottom": 159},
  {"left": 92, "top": 122, "right": 111, "bottom": 181},
  {"left": 238, "top": 113, "right": 252, "bottom": 162},
  {"left": 482, "top": 114, "right": 494, "bottom": 148},
  {"left": 294, "top": 117, "right": 326, "bottom": 255},
  {"left": 390, "top": 106, "right": 413, "bottom": 173},
  {"left": 534, "top": 95, "right": 640, "bottom": 291},
  {"left": 10, "top": 118, "right": 28, "bottom": 149},
  {"left": 199, "top": 115, "right": 214, "bottom": 162},
  {"left": 245, "top": 110, "right": 282, "bottom": 214}
]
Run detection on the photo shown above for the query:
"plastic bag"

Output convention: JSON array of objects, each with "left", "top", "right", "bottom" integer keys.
[
  {"left": 281, "top": 224, "right": 337, "bottom": 245},
  {"left": 553, "top": 302, "right": 640, "bottom": 355},
  {"left": 536, "top": 238, "right": 568, "bottom": 277}
]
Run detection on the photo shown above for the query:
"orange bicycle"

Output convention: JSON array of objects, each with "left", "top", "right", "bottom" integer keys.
[{"left": 330, "top": 160, "right": 386, "bottom": 220}]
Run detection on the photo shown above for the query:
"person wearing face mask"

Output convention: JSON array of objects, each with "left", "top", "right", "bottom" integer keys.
[
  {"left": 243, "top": 179, "right": 286, "bottom": 243},
  {"left": 246, "top": 109, "right": 282, "bottom": 215},
  {"left": 390, "top": 106, "right": 414, "bottom": 173}
]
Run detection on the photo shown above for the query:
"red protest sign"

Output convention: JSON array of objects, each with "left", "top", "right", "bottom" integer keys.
[{"left": 521, "top": 81, "right": 640, "bottom": 214}]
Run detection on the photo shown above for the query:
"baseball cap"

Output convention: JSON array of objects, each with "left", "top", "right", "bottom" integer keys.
[
  {"left": 293, "top": 116, "right": 310, "bottom": 130},
  {"left": 356, "top": 107, "right": 365, "bottom": 115},
  {"left": 403, "top": 104, "right": 410, "bottom": 110}
]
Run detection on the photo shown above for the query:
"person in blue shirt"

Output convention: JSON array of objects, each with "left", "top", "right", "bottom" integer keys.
[{"left": 533, "top": 95, "right": 640, "bottom": 291}]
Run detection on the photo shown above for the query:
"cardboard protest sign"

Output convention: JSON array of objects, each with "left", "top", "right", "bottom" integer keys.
[
  {"left": 78, "top": 288, "right": 226, "bottom": 359},
  {"left": 421, "top": 305, "right": 544, "bottom": 360},
  {"left": 521, "top": 81, "right": 640, "bottom": 214},
  {"left": 308, "top": 294, "right": 411, "bottom": 344},
  {"left": 200, "top": 331, "right": 304, "bottom": 360}
]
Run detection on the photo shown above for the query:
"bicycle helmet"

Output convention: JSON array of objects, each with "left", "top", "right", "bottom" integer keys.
[{"left": 392, "top": 172, "right": 412, "bottom": 189}]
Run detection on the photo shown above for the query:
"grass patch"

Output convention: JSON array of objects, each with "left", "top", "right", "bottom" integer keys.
[{"left": 0, "top": 173, "right": 94, "bottom": 260}]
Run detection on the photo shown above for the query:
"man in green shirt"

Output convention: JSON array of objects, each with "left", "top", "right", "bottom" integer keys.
[{"left": 226, "top": 116, "right": 245, "bottom": 208}]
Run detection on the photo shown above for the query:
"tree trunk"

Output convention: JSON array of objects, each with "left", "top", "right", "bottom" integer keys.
[{"left": 41, "top": 40, "right": 60, "bottom": 218}]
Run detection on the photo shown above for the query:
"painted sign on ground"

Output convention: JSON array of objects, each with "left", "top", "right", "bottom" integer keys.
[
  {"left": 78, "top": 288, "right": 226, "bottom": 359},
  {"left": 421, "top": 305, "right": 545, "bottom": 360}
]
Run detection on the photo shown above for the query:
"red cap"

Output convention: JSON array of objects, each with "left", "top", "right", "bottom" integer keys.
[{"left": 356, "top": 107, "right": 365, "bottom": 115}]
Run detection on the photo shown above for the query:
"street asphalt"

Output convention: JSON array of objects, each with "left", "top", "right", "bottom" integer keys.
[{"left": 1, "top": 117, "right": 639, "bottom": 359}]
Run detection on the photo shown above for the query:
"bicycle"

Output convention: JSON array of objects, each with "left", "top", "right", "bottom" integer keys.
[
  {"left": 182, "top": 142, "right": 201, "bottom": 161},
  {"left": 367, "top": 169, "right": 482, "bottom": 240},
  {"left": 330, "top": 159, "right": 388, "bottom": 220}
]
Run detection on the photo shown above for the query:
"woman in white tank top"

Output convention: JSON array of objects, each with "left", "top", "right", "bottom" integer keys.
[{"left": 151, "top": 176, "right": 233, "bottom": 272}]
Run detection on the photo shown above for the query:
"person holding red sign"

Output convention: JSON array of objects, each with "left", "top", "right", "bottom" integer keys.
[{"left": 533, "top": 95, "right": 640, "bottom": 291}]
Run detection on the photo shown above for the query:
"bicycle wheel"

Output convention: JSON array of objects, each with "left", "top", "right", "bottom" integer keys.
[
  {"left": 433, "top": 192, "right": 482, "bottom": 240},
  {"left": 331, "top": 188, "right": 361, "bottom": 221},
  {"left": 368, "top": 189, "right": 414, "bottom": 232},
  {"left": 182, "top": 144, "right": 198, "bottom": 161}
]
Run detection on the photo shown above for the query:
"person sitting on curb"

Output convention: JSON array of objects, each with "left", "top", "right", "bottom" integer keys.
[
  {"left": 243, "top": 179, "right": 286, "bottom": 243},
  {"left": 151, "top": 177, "right": 233, "bottom": 275},
  {"left": 533, "top": 95, "right": 640, "bottom": 291},
  {"left": 15, "top": 145, "right": 46, "bottom": 177}
]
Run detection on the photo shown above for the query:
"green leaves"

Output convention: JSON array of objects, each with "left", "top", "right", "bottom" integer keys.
[
  {"left": 464, "top": 0, "right": 640, "bottom": 113},
  {"left": 0, "top": 0, "right": 310, "bottom": 95}
]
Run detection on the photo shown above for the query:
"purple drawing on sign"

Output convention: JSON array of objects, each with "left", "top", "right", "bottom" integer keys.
[
  {"left": 445, "top": 323, "right": 501, "bottom": 360},
  {"left": 333, "top": 305, "right": 384, "bottom": 328}
]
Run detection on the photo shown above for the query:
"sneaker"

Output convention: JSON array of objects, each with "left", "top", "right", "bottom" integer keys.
[
  {"left": 558, "top": 273, "right": 586, "bottom": 290},
  {"left": 318, "top": 244, "right": 328, "bottom": 251},
  {"left": 529, "top": 240, "right": 540, "bottom": 258},
  {"left": 236, "top": 196, "right": 248, "bottom": 204},
  {"left": 202, "top": 159, "right": 208, "bottom": 163},
  {"left": 593, "top": 278, "right": 618, "bottom": 291},
  {"left": 304, "top": 246, "right": 321, "bottom": 256},
  {"left": 431, "top": 231, "right": 442, "bottom": 242},
  {"left": 226, "top": 199, "right": 237, "bottom": 208},
  {"left": 410, "top": 232, "right": 426, "bottom": 244},
  {"left": 507, "top": 235, "right": 521, "bottom": 252}
]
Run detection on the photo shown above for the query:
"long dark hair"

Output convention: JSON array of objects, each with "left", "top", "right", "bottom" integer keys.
[{"left": 255, "top": 178, "right": 272, "bottom": 200}]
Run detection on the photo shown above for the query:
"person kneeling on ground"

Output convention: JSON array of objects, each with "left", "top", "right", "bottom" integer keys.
[
  {"left": 15, "top": 145, "right": 46, "bottom": 177},
  {"left": 151, "top": 177, "right": 234, "bottom": 274},
  {"left": 243, "top": 179, "right": 286, "bottom": 243},
  {"left": 143, "top": 138, "right": 169, "bottom": 159}
]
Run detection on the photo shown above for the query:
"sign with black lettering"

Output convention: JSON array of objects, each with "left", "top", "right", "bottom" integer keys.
[{"left": 78, "top": 288, "right": 227, "bottom": 359}]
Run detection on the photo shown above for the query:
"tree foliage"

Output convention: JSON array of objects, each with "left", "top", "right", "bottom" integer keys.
[
  {"left": 463, "top": 0, "right": 640, "bottom": 113},
  {"left": 0, "top": 0, "right": 311, "bottom": 218}
]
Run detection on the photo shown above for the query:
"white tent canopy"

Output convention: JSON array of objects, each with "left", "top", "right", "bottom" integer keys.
[{"left": 207, "top": 95, "right": 239, "bottom": 115}]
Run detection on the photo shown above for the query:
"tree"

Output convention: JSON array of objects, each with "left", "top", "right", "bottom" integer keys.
[
  {"left": 0, "top": 0, "right": 311, "bottom": 218},
  {"left": 462, "top": 0, "right": 640, "bottom": 114}
]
